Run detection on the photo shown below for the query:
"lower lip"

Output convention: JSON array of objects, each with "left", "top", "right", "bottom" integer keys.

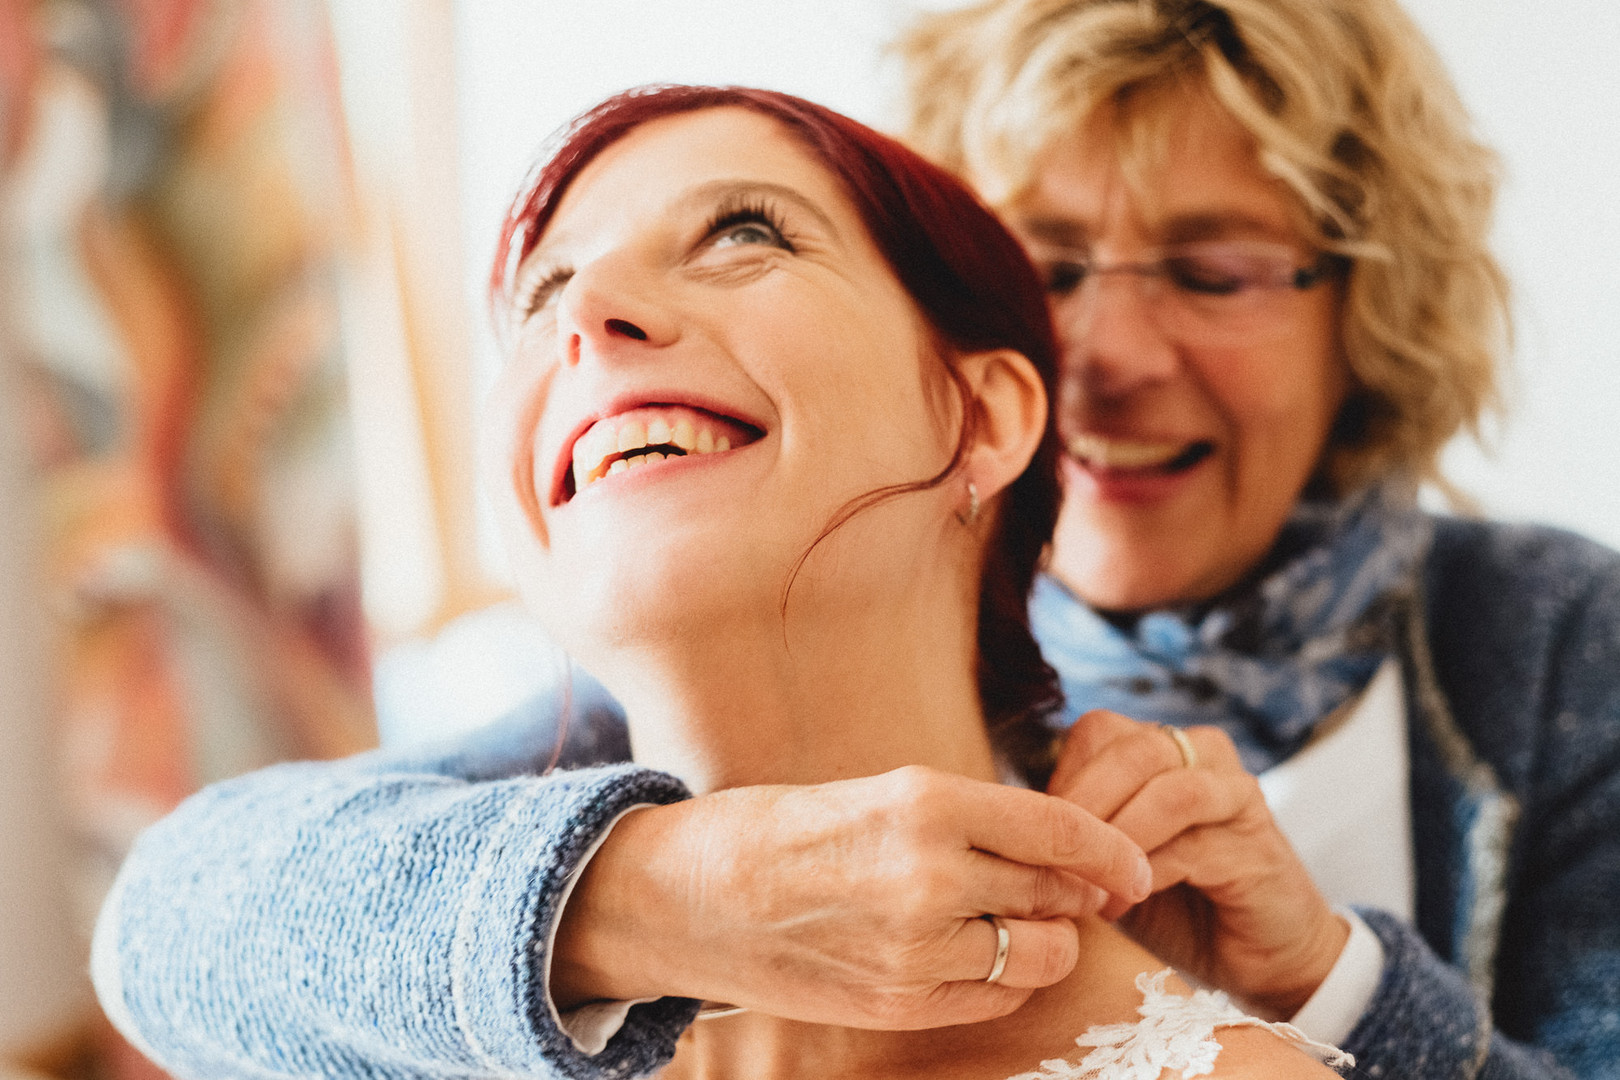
[{"left": 1061, "top": 451, "right": 1210, "bottom": 505}]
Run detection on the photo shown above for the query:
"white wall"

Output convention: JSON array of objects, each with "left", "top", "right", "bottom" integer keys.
[
  {"left": 451, "top": 0, "right": 1620, "bottom": 550},
  {"left": 1405, "top": 0, "right": 1620, "bottom": 546}
]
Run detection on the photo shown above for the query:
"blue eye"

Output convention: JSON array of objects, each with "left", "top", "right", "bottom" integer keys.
[
  {"left": 714, "top": 220, "right": 782, "bottom": 248},
  {"left": 703, "top": 199, "right": 795, "bottom": 254}
]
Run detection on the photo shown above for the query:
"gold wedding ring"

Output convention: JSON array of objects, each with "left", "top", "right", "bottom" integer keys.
[
  {"left": 1160, "top": 724, "right": 1198, "bottom": 769},
  {"left": 983, "top": 914, "right": 1011, "bottom": 984}
]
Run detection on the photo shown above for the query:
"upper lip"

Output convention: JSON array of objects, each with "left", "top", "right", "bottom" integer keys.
[{"left": 548, "top": 392, "right": 767, "bottom": 506}]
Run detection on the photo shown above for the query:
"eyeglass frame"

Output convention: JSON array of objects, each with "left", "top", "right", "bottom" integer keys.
[{"left": 1020, "top": 237, "right": 1350, "bottom": 345}]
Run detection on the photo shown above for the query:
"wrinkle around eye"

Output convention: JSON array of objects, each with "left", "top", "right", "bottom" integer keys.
[{"left": 685, "top": 246, "right": 788, "bottom": 287}]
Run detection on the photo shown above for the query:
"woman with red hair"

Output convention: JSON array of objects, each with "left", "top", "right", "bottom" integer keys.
[{"left": 96, "top": 84, "right": 1348, "bottom": 1079}]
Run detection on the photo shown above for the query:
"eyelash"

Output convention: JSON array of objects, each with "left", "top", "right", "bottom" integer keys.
[
  {"left": 515, "top": 264, "right": 574, "bottom": 319},
  {"left": 514, "top": 197, "right": 797, "bottom": 320},
  {"left": 703, "top": 197, "right": 797, "bottom": 253}
]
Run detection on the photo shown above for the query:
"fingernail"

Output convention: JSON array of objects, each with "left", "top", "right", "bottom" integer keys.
[{"left": 1131, "top": 856, "right": 1153, "bottom": 900}]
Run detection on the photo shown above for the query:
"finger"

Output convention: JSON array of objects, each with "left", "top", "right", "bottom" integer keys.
[
  {"left": 1144, "top": 819, "right": 1305, "bottom": 901},
  {"left": 957, "top": 784, "right": 1151, "bottom": 903},
  {"left": 1183, "top": 724, "right": 1244, "bottom": 771},
  {"left": 1048, "top": 709, "right": 1140, "bottom": 795},
  {"left": 862, "top": 980, "right": 1032, "bottom": 1032},
  {"left": 1055, "top": 722, "right": 1247, "bottom": 826},
  {"left": 961, "top": 849, "right": 1109, "bottom": 920},
  {"left": 1051, "top": 721, "right": 1190, "bottom": 821},
  {"left": 1110, "top": 769, "right": 1264, "bottom": 855},
  {"left": 939, "top": 915, "right": 1080, "bottom": 990}
]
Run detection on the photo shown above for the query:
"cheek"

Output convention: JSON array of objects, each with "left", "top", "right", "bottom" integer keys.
[
  {"left": 1214, "top": 332, "right": 1345, "bottom": 476},
  {"left": 481, "top": 347, "right": 561, "bottom": 560}
]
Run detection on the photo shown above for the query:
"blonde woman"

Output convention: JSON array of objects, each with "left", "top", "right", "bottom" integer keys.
[{"left": 894, "top": 1, "right": 1615, "bottom": 1077}]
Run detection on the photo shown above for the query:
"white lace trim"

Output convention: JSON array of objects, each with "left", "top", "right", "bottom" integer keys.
[{"left": 1005, "top": 970, "right": 1355, "bottom": 1080}]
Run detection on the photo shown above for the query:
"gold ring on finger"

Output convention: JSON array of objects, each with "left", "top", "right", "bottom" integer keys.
[{"left": 1160, "top": 724, "right": 1198, "bottom": 769}]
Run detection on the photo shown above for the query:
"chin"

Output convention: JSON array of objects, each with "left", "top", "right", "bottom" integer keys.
[
  {"left": 1064, "top": 565, "right": 1197, "bottom": 615},
  {"left": 1047, "top": 521, "right": 1224, "bottom": 613},
  {"left": 544, "top": 537, "right": 765, "bottom": 648}
]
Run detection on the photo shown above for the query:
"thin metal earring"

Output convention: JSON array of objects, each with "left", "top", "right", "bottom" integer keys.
[{"left": 956, "top": 481, "right": 981, "bottom": 525}]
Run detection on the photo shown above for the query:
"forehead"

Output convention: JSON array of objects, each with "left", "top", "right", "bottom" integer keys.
[
  {"left": 538, "top": 106, "right": 852, "bottom": 250},
  {"left": 1012, "top": 87, "right": 1310, "bottom": 243}
]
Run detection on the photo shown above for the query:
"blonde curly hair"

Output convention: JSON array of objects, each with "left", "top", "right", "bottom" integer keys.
[{"left": 895, "top": 0, "right": 1509, "bottom": 495}]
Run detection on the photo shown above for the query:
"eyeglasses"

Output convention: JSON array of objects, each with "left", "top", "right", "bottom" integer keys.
[{"left": 1022, "top": 238, "right": 1345, "bottom": 345}]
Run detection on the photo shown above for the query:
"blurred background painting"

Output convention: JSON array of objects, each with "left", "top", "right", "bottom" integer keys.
[
  {"left": 0, "top": 0, "right": 1615, "bottom": 1077},
  {"left": 0, "top": 0, "right": 385, "bottom": 1074}
]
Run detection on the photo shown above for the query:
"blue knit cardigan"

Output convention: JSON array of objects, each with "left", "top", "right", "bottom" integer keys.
[{"left": 93, "top": 518, "right": 1620, "bottom": 1079}]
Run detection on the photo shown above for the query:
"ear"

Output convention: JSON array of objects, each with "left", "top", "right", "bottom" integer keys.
[{"left": 953, "top": 347, "right": 1048, "bottom": 504}]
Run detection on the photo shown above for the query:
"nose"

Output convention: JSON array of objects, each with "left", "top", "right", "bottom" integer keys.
[
  {"left": 1053, "top": 272, "right": 1180, "bottom": 402},
  {"left": 555, "top": 251, "right": 679, "bottom": 367}
]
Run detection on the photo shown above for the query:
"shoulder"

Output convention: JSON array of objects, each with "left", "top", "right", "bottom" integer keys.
[
  {"left": 1426, "top": 516, "right": 1620, "bottom": 608},
  {"left": 1419, "top": 516, "right": 1620, "bottom": 791},
  {"left": 1423, "top": 516, "right": 1620, "bottom": 658}
]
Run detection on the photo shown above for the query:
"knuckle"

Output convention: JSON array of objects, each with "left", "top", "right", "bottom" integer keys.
[
  {"left": 1123, "top": 734, "right": 1170, "bottom": 774},
  {"left": 1159, "top": 778, "right": 1203, "bottom": 820},
  {"left": 886, "top": 765, "right": 950, "bottom": 815},
  {"left": 1070, "top": 709, "right": 1112, "bottom": 738},
  {"left": 1042, "top": 801, "right": 1089, "bottom": 861},
  {"left": 1024, "top": 866, "right": 1063, "bottom": 916}
]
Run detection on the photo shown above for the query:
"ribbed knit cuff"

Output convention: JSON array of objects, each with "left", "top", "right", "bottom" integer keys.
[
  {"left": 1343, "top": 908, "right": 1489, "bottom": 1079},
  {"left": 451, "top": 763, "right": 698, "bottom": 1079}
]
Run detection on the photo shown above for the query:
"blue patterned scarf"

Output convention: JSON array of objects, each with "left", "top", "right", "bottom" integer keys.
[{"left": 1031, "top": 483, "right": 1433, "bottom": 774}]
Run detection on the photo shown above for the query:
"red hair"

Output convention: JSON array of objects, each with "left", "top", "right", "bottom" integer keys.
[{"left": 491, "top": 85, "right": 1063, "bottom": 767}]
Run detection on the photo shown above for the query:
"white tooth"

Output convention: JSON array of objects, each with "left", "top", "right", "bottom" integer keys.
[
  {"left": 577, "top": 427, "right": 606, "bottom": 479},
  {"left": 672, "top": 418, "right": 696, "bottom": 451},
  {"left": 1067, "top": 433, "right": 1183, "bottom": 468},
  {"left": 716, "top": 435, "right": 731, "bottom": 453},
  {"left": 644, "top": 451, "right": 665, "bottom": 464},
  {"left": 618, "top": 420, "right": 647, "bottom": 453},
  {"left": 647, "top": 417, "right": 672, "bottom": 445},
  {"left": 591, "top": 424, "right": 616, "bottom": 463},
  {"left": 573, "top": 460, "right": 590, "bottom": 491},
  {"left": 696, "top": 427, "right": 715, "bottom": 454},
  {"left": 609, "top": 458, "right": 628, "bottom": 475}
]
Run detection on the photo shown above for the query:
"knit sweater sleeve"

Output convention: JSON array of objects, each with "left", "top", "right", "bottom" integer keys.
[
  {"left": 1406, "top": 522, "right": 1620, "bottom": 1080},
  {"left": 92, "top": 711, "right": 698, "bottom": 1080},
  {"left": 1342, "top": 909, "right": 1574, "bottom": 1080}
]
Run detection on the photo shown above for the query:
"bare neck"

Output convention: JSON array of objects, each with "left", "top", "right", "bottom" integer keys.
[{"left": 599, "top": 572, "right": 999, "bottom": 793}]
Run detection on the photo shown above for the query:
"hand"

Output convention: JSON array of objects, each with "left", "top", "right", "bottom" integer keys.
[
  {"left": 551, "top": 765, "right": 1152, "bottom": 1028},
  {"left": 1048, "top": 710, "right": 1348, "bottom": 1019}
]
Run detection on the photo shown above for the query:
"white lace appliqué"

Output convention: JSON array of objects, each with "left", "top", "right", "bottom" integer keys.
[{"left": 1005, "top": 970, "right": 1354, "bottom": 1080}]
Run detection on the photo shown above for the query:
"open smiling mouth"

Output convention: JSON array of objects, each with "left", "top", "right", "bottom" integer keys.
[
  {"left": 560, "top": 404, "right": 764, "bottom": 503},
  {"left": 1065, "top": 433, "right": 1215, "bottom": 474}
]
